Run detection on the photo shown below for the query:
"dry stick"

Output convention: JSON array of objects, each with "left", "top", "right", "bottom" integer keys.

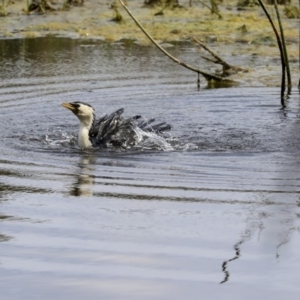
[
  {"left": 274, "top": 0, "right": 292, "bottom": 90},
  {"left": 258, "top": 0, "right": 286, "bottom": 105},
  {"left": 192, "top": 37, "right": 231, "bottom": 69},
  {"left": 118, "top": 0, "right": 227, "bottom": 83},
  {"left": 193, "top": 36, "right": 247, "bottom": 77}
]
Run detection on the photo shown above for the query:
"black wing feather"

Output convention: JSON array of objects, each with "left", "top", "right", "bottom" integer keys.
[{"left": 89, "top": 108, "right": 171, "bottom": 148}]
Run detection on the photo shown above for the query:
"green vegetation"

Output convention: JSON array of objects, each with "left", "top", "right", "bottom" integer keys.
[{"left": 0, "top": 0, "right": 297, "bottom": 61}]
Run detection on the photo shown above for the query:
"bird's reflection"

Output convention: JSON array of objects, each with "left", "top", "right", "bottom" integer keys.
[{"left": 69, "top": 155, "right": 96, "bottom": 197}]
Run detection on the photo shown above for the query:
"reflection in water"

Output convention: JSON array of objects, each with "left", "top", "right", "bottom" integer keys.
[
  {"left": 0, "top": 233, "right": 12, "bottom": 243},
  {"left": 276, "top": 227, "right": 295, "bottom": 260},
  {"left": 221, "top": 208, "right": 268, "bottom": 284},
  {"left": 0, "top": 213, "right": 14, "bottom": 243},
  {"left": 1, "top": 37, "right": 300, "bottom": 299},
  {"left": 221, "top": 197, "right": 300, "bottom": 284},
  {"left": 275, "top": 204, "right": 300, "bottom": 261},
  {"left": 69, "top": 155, "right": 96, "bottom": 197},
  {"left": 221, "top": 241, "right": 242, "bottom": 284}
]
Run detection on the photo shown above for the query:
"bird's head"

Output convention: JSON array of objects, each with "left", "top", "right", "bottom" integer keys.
[{"left": 61, "top": 102, "right": 95, "bottom": 127}]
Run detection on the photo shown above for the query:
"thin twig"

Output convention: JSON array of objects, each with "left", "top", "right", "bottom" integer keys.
[
  {"left": 193, "top": 37, "right": 231, "bottom": 68},
  {"left": 118, "top": 0, "right": 229, "bottom": 83},
  {"left": 193, "top": 36, "right": 247, "bottom": 76}
]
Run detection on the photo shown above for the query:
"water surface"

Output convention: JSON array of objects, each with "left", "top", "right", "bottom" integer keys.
[{"left": 0, "top": 38, "right": 300, "bottom": 300}]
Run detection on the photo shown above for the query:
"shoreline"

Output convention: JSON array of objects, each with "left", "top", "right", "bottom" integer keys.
[
  {"left": 1, "top": 0, "right": 299, "bottom": 87},
  {"left": 0, "top": 1, "right": 298, "bottom": 57}
]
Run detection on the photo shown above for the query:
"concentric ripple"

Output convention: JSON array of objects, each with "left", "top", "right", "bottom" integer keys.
[{"left": 1, "top": 38, "right": 300, "bottom": 300}]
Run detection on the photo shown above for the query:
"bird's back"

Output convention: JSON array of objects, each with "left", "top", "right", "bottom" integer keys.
[{"left": 89, "top": 108, "right": 171, "bottom": 149}]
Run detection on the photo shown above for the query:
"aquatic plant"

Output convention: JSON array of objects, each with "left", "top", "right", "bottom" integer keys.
[{"left": 258, "top": 0, "right": 291, "bottom": 105}]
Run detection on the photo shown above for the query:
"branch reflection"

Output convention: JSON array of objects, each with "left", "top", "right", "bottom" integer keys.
[{"left": 220, "top": 209, "right": 267, "bottom": 284}]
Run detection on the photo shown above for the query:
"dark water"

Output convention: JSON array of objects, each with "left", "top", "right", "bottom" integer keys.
[{"left": 1, "top": 38, "right": 300, "bottom": 300}]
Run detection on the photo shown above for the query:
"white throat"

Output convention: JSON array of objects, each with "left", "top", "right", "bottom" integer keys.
[{"left": 78, "top": 117, "right": 93, "bottom": 149}]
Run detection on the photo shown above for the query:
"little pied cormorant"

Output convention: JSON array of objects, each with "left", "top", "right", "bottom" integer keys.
[{"left": 61, "top": 102, "right": 171, "bottom": 149}]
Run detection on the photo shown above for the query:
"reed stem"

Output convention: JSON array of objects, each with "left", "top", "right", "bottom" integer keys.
[
  {"left": 258, "top": 0, "right": 286, "bottom": 104},
  {"left": 274, "top": 0, "right": 292, "bottom": 90}
]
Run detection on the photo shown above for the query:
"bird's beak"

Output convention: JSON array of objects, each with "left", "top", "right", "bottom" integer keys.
[{"left": 61, "top": 102, "right": 76, "bottom": 112}]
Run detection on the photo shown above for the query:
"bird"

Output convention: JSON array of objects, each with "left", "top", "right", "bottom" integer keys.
[{"left": 61, "top": 101, "right": 171, "bottom": 149}]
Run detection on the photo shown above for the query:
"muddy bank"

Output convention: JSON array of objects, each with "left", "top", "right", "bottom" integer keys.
[
  {"left": 0, "top": 0, "right": 299, "bottom": 86},
  {"left": 0, "top": 1, "right": 298, "bottom": 56}
]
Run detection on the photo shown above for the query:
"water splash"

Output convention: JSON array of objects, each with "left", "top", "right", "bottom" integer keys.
[
  {"left": 19, "top": 127, "right": 174, "bottom": 152},
  {"left": 18, "top": 130, "right": 77, "bottom": 151},
  {"left": 133, "top": 127, "right": 174, "bottom": 151},
  {"left": 43, "top": 131, "right": 77, "bottom": 149}
]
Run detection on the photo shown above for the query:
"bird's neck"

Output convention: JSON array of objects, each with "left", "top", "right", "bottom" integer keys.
[{"left": 78, "top": 117, "right": 93, "bottom": 149}]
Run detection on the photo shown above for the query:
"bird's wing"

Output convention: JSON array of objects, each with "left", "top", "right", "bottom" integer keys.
[
  {"left": 90, "top": 108, "right": 138, "bottom": 148},
  {"left": 137, "top": 118, "right": 171, "bottom": 133},
  {"left": 90, "top": 109, "right": 171, "bottom": 148}
]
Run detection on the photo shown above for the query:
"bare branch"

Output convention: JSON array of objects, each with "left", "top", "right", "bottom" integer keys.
[
  {"left": 193, "top": 36, "right": 248, "bottom": 77},
  {"left": 118, "top": 0, "right": 232, "bottom": 83},
  {"left": 192, "top": 37, "right": 231, "bottom": 69}
]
